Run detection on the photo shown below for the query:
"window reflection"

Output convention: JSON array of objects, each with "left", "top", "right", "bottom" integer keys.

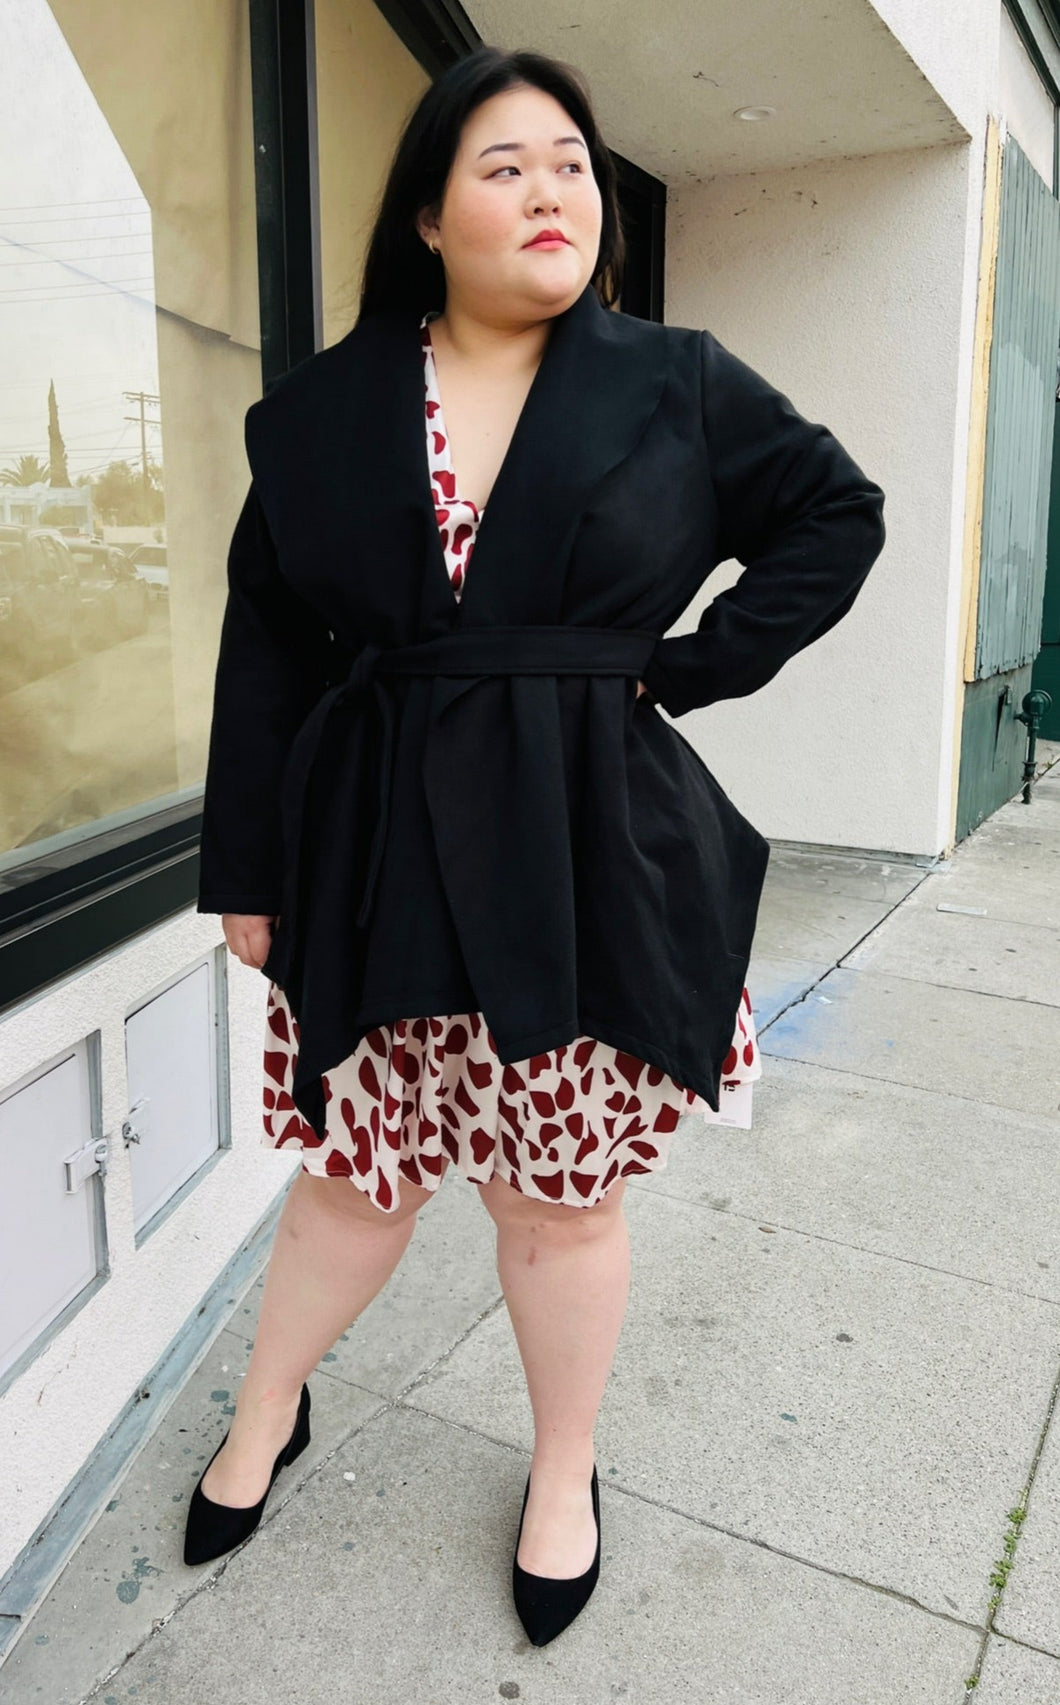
[
  {"left": 0, "top": 0, "right": 260, "bottom": 881},
  {"left": 0, "top": 0, "right": 432, "bottom": 896}
]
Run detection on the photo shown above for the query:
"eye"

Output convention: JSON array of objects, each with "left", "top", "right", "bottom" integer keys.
[{"left": 488, "top": 161, "right": 585, "bottom": 178}]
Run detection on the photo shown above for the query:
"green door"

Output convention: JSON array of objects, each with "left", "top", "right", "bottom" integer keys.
[{"left": 957, "top": 136, "right": 1060, "bottom": 838}]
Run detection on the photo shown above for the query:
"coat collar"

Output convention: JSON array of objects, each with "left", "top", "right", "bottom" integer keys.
[{"left": 246, "top": 280, "right": 670, "bottom": 631}]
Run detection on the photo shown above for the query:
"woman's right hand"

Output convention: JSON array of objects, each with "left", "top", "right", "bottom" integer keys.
[{"left": 221, "top": 913, "right": 277, "bottom": 970}]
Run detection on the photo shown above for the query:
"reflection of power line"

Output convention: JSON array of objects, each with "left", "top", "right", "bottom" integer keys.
[
  {"left": 0, "top": 424, "right": 150, "bottom": 450},
  {"left": 0, "top": 398, "right": 129, "bottom": 425},
  {"left": 0, "top": 196, "right": 146, "bottom": 212},
  {"left": 77, "top": 453, "right": 142, "bottom": 479},
  {"left": 58, "top": 425, "right": 139, "bottom": 480},
  {"left": 0, "top": 425, "right": 138, "bottom": 481},
  {"left": 0, "top": 273, "right": 155, "bottom": 296},
  {"left": 0, "top": 286, "right": 156, "bottom": 307},
  {"left": 3, "top": 370, "right": 153, "bottom": 389},
  {"left": 0, "top": 216, "right": 150, "bottom": 232},
  {"left": 0, "top": 247, "right": 154, "bottom": 267},
  {"left": 0, "top": 225, "right": 148, "bottom": 244},
  {"left": 124, "top": 392, "right": 161, "bottom": 491}
]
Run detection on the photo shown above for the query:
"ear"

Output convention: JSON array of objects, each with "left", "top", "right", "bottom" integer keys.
[{"left": 415, "top": 206, "right": 440, "bottom": 250}]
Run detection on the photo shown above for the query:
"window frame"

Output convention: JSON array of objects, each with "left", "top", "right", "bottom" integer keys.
[{"left": 1005, "top": 0, "right": 1060, "bottom": 196}]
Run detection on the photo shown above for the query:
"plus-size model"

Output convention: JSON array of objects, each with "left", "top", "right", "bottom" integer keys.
[{"left": 188, "top": 44, "right": 886, "bottom": 1649}]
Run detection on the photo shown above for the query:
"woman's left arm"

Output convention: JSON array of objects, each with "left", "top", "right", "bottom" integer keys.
[{"left": 639, "top": 329, "right": 886, "bottom": 720}]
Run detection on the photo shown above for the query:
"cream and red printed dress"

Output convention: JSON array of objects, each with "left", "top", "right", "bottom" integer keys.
[{"left": 261, "top": 309, "right": 762, "bottom": 1212}]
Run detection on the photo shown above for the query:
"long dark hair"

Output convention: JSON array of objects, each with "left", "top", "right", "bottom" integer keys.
[{"left": 357, "top": 45, "right": 625, "bottom": 323}]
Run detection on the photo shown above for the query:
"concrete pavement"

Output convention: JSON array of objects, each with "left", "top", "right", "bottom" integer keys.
[{"left": 3, "top": 746, "right": 1059, "bottom": 1705}]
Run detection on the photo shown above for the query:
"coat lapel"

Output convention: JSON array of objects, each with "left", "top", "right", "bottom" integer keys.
[
  {"left": 435, "top": 281, "right": 670, "bottom": 624},
  {"left": 247, "top": 280, "right": 670, "bottom": 635}
]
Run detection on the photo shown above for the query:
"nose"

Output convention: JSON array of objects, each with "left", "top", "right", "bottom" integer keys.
[{"left": 527, "top": 172, "right": 562, "bottom": 216}]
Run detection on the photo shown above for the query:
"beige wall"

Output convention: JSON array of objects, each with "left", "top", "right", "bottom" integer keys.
[
  {"left": 666, "top": 136, "right": 982, "bottom": 857},
  {"left": 315, "top": 0, "right": 429, "bottom": 346}
]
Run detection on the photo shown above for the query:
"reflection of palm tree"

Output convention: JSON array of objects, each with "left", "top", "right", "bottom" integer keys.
[{"left": 1, "top": 454, "right": 49, "bottom": 486}]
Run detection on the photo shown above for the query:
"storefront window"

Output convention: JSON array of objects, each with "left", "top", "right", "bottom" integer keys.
[{"left": 0, "top": 0, "right": 261, "bottom": 885}]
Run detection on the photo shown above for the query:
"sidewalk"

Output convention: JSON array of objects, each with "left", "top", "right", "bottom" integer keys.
[{"left": 4, "top": 747, "right": 1060, "bottom": 1705}]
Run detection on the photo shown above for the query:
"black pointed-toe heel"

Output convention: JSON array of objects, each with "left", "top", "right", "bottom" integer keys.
[
  {"left": 512, "top": 1463, "right": 601, "bottom": 1647},
  {"left": 183, "top": 1381, "right": 311, "bottom": 1567}
]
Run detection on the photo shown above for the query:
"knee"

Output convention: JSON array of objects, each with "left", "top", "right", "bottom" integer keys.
[
  {"left": 292, "top": 1168, "right": 442, "bottom": 1229},
  {"left": 476, "top": 1172, "right": 626, "bottom": 1239}
]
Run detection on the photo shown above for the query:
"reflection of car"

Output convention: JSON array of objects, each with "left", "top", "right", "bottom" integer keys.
[
  {"left": 65, "top": 537, "right": 151, "bottom": 645},
  {"left": 123, "top": 542, "right": 169, "bottom": 600},
  {"left": 0, "top": 523, "right": 80, "bottom": 681}
]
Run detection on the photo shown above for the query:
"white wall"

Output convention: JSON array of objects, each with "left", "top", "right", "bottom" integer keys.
[
  {"left": 871, "top": 0, "right": 999, "bottom": 135},
  {"left": 665, "top": 135, "right": 991, "bottom": 855},
  {"left": 0, "top": 915, "right": 296, "bottom": 1574}
]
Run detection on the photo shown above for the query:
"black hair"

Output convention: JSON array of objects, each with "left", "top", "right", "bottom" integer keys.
[{"left": 357, "top": 44, "right": 625, "bottom": 322}]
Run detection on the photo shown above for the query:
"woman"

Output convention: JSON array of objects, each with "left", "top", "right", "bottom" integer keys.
[{"left": 187, "top": 45, "right": 886, "bottom": 1647}]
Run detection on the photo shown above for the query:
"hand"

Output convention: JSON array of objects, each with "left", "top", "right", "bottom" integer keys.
[
  {"left": 221, "top": 913, "right": 277, "bottom": 970},
  {"left": 635, "top": 679, "right": 648, "bottom": 699}
]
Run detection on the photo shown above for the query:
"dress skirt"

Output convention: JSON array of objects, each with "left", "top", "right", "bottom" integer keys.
[
  {"left": 262, "top": 986, "right": 761, "bottom": 1212},
  {"left": 258, "top": 308, "right": 764, "bottom": 1212}
]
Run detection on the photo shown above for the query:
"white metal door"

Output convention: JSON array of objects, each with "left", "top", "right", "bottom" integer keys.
[
  {"left": 125, "top": 959, "right": 220, "bottom": 1237},
  {"left": 0, "top": 1045, "right": 104, "bottom": 1386}
]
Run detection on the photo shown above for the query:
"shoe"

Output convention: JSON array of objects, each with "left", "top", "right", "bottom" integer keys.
[
  {"left": 512, "top": 1463, "right": 601, "bottom": 1646},
  {"left": 183, "top": 1381, "right": 311, "bottom": 1566}
]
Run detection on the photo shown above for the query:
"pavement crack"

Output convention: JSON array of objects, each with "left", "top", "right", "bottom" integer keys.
[{"left": 962, "top": 1354, "right": 1060, "bottom": 1693}]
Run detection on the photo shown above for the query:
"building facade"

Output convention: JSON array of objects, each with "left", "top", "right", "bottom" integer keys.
[{"left": 1, "top": 0, "right": 1058, "bottom": 1651}]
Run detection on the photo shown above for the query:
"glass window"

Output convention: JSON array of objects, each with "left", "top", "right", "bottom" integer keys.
[{"left": 0, "top": 0, "right": 261, "bottom": 888}]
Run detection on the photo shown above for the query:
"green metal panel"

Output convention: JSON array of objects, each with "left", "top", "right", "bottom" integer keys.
[
  {"left": 1030, "top": 393, "right": 1060, "bottom": 735},
  {"left": 977, "top": 136, "right": 1060, "bottom": 679},
  {"left": 955, "top": 663, "right": 1036, "bottom": 840},
  {"left": 958, "top": 136, "right": 1060, "bottom": 841}
]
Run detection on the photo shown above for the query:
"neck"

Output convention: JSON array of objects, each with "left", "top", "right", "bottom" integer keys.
[{"left": 427, "top": 296, "right": 564, "bottom": 376}]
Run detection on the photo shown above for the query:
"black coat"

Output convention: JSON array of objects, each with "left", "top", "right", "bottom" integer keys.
[{"left": 196, "top": 280, "right": 886, "bottom": 1137}]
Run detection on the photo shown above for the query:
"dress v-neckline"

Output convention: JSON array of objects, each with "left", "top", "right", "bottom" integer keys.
[
  {"left": 421, "top": 312, "right": 489, "bottom": 614},
  {"left": 415, "top": 303, "right": 565, "bottom": 621},
  {"left": 422, "top": 313, "right": 486, "bottom": 518}
]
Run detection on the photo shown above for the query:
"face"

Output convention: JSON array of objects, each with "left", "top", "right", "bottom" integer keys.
[{"left": 417, "top": 83, "right": 603, "bottom": 319}]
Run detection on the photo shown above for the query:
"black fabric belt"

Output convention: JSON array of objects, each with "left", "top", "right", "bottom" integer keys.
[{"left": 274, "top": 624, "right": 659, "bottom": 980}]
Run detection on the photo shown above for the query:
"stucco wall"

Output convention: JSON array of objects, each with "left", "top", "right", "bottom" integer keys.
[
  {"left": 871, "top": 0, "right": 999, "bottom": 135},
  {"left": 664, "top": 131, "right": 990, "bottom": 855}
]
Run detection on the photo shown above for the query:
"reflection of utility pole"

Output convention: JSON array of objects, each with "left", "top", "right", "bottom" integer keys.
[{"left": 123, "top": 391, "right": 160, "bottom": 492}]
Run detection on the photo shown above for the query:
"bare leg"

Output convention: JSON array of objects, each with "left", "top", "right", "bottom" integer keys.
[
  {"left": 476, "top": 1173, "right": 631, "bottom": 1576},
  {"left": 201, "top": 1166, "right": 444, "bottom": 1506}
]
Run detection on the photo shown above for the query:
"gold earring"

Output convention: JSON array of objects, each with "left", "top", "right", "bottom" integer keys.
[{"left": 428, "top": 239, "right": 439, "bottom": 255}]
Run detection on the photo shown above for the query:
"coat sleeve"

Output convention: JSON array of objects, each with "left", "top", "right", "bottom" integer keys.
[
  {"left": 639, "top": 329, "right": 886, "bottom": 719},
  {"left": 196, "top": 480, "right": 332, "bottom": 915}
]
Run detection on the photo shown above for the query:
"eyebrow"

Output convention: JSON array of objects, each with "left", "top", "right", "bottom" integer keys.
[{"left": 476, "top": 136, "right": 587, "bottom": 159}]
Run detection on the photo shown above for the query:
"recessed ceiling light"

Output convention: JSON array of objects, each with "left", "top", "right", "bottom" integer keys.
[{"left": 734, "top": 105, "right": 776, "bottom": 121}]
